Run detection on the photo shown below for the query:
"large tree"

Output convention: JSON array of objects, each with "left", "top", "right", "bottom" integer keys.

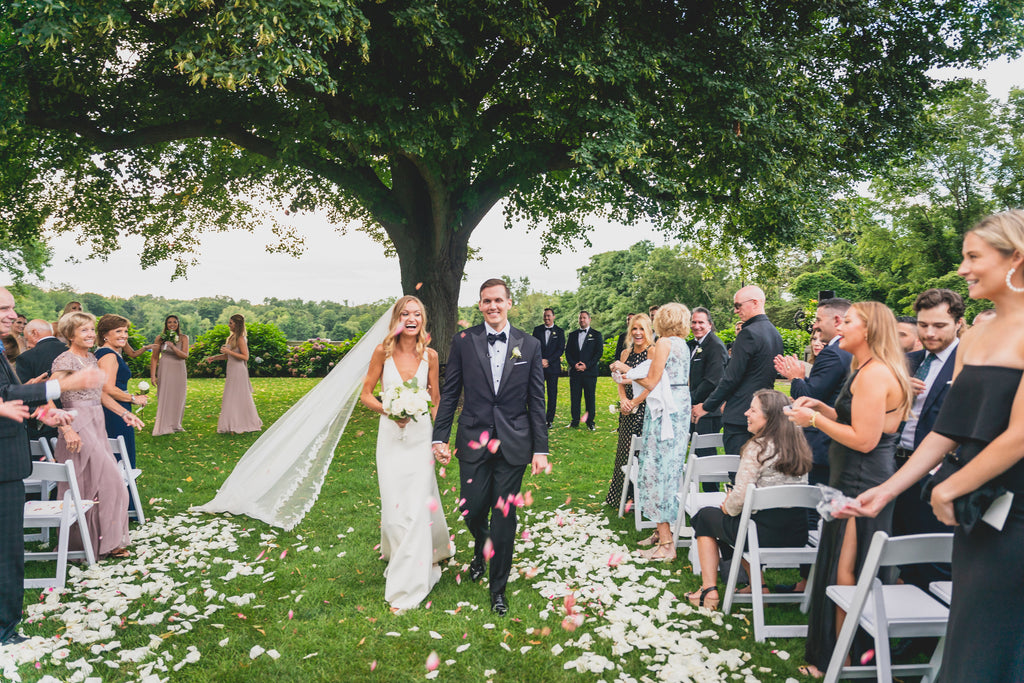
[{"left": 2, "top": 1, "right": 1022, "bottom": 357}]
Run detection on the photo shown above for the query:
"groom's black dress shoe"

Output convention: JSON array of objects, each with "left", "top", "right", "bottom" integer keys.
[
  {"left": 490, "top": 591, "right": 509, "bottom": 616},
  {"left": 469, "top": 555, "right": 486, "bottom": 582},
  {"left": 1, "top": 632, "right": 29, "bottom": 646}
]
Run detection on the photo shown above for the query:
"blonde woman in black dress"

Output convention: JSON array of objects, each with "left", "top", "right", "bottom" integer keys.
[{"left": 606, "top": 313, "right": 654, "bottom": 508}]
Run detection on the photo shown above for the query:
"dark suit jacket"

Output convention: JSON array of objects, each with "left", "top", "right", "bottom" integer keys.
[
  {"left": 433, "top": 325, "right": 548, "bottom": 466},
  {"left": 906, "top": 345, "right": 957, "bottom": 449},
  {"left": 790, "top": 339, "right": 853, "bottom": 465},
  {"left": 0, "top": 357, "right": 48, "bottom": 483},
  {"left": 564, "top": 328, "right": 603, "bottom": 378},
  {"left": 688, "top": 332, "right": 727, "bottom": 416},
  {"left": 16, "top": 337, "right": 68, "bottom": 384},
  {"left": 532, "top": 324, "right": 565, "bottom": 377},
  {"left": 614, "top": 333, "right": 629, "bottom": 364},
  {"left": 702, "top": 314, "right": 783, "bottom": 426}
]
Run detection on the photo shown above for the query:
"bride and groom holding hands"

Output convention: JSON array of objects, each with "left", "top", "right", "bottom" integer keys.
[{"left": 360, "top": 278, "right": 550, "bottom": 615}]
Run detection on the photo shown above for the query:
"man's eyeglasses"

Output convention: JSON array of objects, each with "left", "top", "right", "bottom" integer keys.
[{"left": 733, "top": 298, "right": 756, "bottom": 310}]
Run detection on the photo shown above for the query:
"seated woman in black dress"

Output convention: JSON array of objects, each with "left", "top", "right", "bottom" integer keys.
[
  {"left": 787, "top": 301, "right": 913, "bottom": 678},
  {"left": 685, "top": 389, "right": 812, "bottom": 610},
  {"left": 848, "top": 210, "right": 1024, "bottom": 683}
]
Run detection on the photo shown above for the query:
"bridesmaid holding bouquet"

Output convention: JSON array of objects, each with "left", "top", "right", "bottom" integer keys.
[
  {"left": 205, "top": 315, "right": 262, "bottom": 434},
  {"left": 151, "top": 315, "right": 188, "bottom": 436}
]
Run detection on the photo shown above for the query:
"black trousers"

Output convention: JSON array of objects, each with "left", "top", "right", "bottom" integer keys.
[
  {"left": 458, "top": 451, "right": 527, "bottom": 595},
  {"left": 722, "top": 423, "right": 751, "bottom": 458},
  {"left": 0, "top": 480, "right": 25, "bottom": 640},
  {"left": 544, "top": 374, "right": 558, "bottom": 424},
  {"left": 893, "top": 473, "right": 953, "bottom": 589},
  {"left": 569, "top": 374, "right": 597, "bottom": 427}
]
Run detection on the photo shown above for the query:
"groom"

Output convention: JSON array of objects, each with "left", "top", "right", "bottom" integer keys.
[{"left": 432, "top": 278, "right": 549, "bottom": 616}]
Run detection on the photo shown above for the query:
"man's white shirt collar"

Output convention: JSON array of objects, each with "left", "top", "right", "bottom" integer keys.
[{"left": 485, "top": 322, "right": 510, "bottom": 336}]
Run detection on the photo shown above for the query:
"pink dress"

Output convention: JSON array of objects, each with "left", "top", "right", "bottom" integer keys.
[
  {"left": 217, "top": 342, "right": 262, "bottom": 434},
  {"left": 51, "top": 351, "right": 130, "bottom": 557},
  {"left": 153, "top": 339, "right": 187, "bottom": 435}
]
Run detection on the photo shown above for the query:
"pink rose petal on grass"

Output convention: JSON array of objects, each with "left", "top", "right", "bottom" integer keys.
[
  {"left": 624, "top": 500, "right": 634, "bottom": 513},
  {"left": 564, "top": 594, "right": 576, "bottom": 614},
  {"left": 287, "top": 610, "right": 294, "bottom": 619},
  {"left": 581, "top": 412, "right": 589, "bottom": 424},
  {"left": 370, "top": 661, "right": 377, "bottom": 671},
  {"left": 565, "top": 495, "right": 572, "bottom": 505},
  {"left": 426, "top": 651, "right": 440, "bottom": 671},
  {"left": 438, "top": 467, "right": 446, "bottom": 478},
  {"left": 456, "top": 573, "right": 462, "bottom": 585},
  {"left": 482, "top": 538, "right": 495, "bottom": 561},
  {"left": 425, "top": 601, "right": 432, "bottom": 609},
  {"left": 521, "top": 529, "right": 531, "bottom": 541},
  {"left": 560, "top": 616, "right": 579, "bottom": 632},
  {"left": 525, "top": 567, "right": 539, "bottom": 578},
  {"left": 523, "top": 491, "right": 534, "bottom": 506},
  {"left": 280, "top": 549, "right": 287, "bottom": 560},
  {"left": 255, "top": 550, "right": 265, "bottom": 562},
  {"left": 607, "top": 552, "right": 625, "bottom": 567}
]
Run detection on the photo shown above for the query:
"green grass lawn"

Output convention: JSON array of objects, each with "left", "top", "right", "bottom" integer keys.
[{"left": 14, "top": 377, "right": 810, "bottom": 682}]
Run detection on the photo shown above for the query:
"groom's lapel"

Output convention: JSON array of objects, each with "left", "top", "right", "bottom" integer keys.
[
  {"left": 496, "top": 327, "right": 520, "bottom": 398},
  {"left": 473, "top": 326, "right": 496, "bottom": 397}
]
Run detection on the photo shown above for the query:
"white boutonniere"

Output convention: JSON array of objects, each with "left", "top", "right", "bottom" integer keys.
[
  {"left": 511, "top": 346, "right": 522, "bottom": 360},
  {"left": 695, "top": 346, "right": 703, "bottom": 355}
]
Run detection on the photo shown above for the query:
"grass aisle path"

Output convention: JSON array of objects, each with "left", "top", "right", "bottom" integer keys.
[{"left": 8, "top": 378, "right": 806, "bottom": 682}]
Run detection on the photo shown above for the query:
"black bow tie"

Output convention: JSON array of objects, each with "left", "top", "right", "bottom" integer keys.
[{"left": 487, "top": 332, "right": 507, "bottom": 345}]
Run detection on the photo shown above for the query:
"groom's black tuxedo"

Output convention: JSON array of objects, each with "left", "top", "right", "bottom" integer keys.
[{"left": 433, "top": 324, "right": 547, "bottom": 595}]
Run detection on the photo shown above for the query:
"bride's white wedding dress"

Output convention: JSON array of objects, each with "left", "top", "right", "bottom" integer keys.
[{"left": 377, "top": 356, "right": 453, "bottom": 610}]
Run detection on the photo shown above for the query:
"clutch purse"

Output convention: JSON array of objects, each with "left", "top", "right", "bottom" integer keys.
[{"left": 921, "top": 452, "right": 1009, "bottom": 534}]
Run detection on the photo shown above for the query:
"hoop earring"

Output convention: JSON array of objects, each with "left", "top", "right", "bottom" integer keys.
[{"left": 1007, "top": 268, "right": 1024, "bottom": 293}]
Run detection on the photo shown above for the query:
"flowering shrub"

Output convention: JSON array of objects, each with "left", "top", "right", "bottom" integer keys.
[
  {"left": 283, "top": 333, "right": 361, "bottom": 378},
  {"left": 187, "top": 323, "right": 289, "bottom": 378}
]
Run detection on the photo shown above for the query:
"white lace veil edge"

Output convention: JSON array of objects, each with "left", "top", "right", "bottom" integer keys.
[{"left": 193, "top": 306, "right": 394, "bottom": 531}]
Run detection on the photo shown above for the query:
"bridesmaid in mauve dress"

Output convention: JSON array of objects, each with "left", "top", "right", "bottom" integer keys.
[
  {"left": 151, "top": 315, "right": 188, "bottom": 436},
  {"left": 51, "top": 312, "right": 138, "bottom": 558},
  {"left": 206, "top": 314, "right": 262, "bottom": 434}
]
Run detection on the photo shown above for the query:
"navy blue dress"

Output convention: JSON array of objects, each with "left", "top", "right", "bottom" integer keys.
[{"left": 95, "top": 348, "right": 136, "bottom": 469}]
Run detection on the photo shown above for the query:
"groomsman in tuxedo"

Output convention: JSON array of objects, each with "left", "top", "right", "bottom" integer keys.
[
  {"left": 16, "top": 320, "right": 68, "bottom": 442},
  {"left": 532, "top": 308, "right": 565, "bottom": 428},
  {"left": 693, "top": 286, "right": 783, "bottom": 455},
  {"left": 613, "top": 313, "right": 634, "bottom": 362},
  {"left": 432, "top": 279, "right": 549, "bottom": 616},
  {"left": 687, "top": 308, "right": 727, "bottom": 460},
  {"left": 773, "top": 298, "right": 853, "bottom": 490},
  {"left": 0, "top": 287, "right": 101, "bottom": 646},
  {"left": 894, "top": 288, "right": 963, "bottom": 589},
  {"left": 564, "top": 311, "right": 603, "bottom": 430}
]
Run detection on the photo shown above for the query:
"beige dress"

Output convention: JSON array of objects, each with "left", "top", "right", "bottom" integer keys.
[
  {"left": 51, "top": 351, "right": 130, "bottom": 557},
  {"left": 217, "top": 342, "right": 262, "bottom": 434},
  {"left": 153, "top": 339, "right": 187, "bottom": 435}
]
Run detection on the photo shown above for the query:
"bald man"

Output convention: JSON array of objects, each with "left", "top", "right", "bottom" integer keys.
[
  {"left": 693, "top": 286, "right": 783, "bottom": 456},
  {"left": 16, "top": 320, "right": 69, "bottom": 441}
]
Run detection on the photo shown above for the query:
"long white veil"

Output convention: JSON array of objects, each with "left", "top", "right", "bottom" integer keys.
[{"left": 194, "top": 308, "right": 393, "bottom": 531}]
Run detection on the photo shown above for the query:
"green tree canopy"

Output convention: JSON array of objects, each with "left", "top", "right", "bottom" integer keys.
[{"left": 3, "top": 0, "right": 1023, "bottom": 357}]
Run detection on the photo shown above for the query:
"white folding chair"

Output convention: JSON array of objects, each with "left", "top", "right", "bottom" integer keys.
[
  {"left": 929, "top": 581, "right": 952, "bottom": 605},
  {"left": 109, "top": 436, "right": 145, "bottom": 525},
  {"left": 823, "top": 531, "right": 953, "bottom": 683},
  {"left": 23, "top": 438, "right": 57, "bottom": 501},
  {"left": 23, "top": 460, "right": 97, "bottom": 589},
  {"left": 722, "top": 483, "right": 824, "bottom": 641},
  {"left": 672, "top": 450, "right": 739, "bottom": 549},
  {"left": 617, "top": 435, "right": 655, "bottom": 531}
]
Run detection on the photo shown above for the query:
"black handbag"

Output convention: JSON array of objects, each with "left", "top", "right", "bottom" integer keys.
[{"left": 922, "top": 452, "right": 1009, "bottom": 534}]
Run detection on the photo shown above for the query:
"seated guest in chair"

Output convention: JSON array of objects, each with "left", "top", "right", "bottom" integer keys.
[{"left": 686, "top": 390, "right": 812, "bottom": 610}]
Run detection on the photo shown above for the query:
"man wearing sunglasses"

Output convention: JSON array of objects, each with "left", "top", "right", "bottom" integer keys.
[{"left": 692, "top": 285, "right": 783, "bottom": 456}]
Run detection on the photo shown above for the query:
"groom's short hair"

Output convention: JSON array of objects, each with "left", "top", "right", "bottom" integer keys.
[{"left": 480, "top": 278, "right": 510, "bottom": 299}]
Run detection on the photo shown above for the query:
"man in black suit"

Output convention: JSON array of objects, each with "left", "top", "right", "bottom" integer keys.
[
  {"left": 894, "top": 288, "right": 963, "bottom": 589},
  {"left": 693, "top": 286, "right": 783, "bottom": 456},
  {"left": 432, "top": 278, "right": 549, "bottom": 616},
  {"left": 564, "top": 311, "right": 603, "bottom": 430},
  {"left": 0, "top": 288, "right": 100, "bottom": 645},
  {"left": 774, "top": 298, "right": 853, "bottom": 488},
  {"left": 16, "top": 320, "right": 68, "bottom": 442},
  {"left": 532, "top": 308, "right": 565, "bottom": 428},
  {"left": 688, "top": 307, "right": 727, "bottom": 456},
  {"left": 613, "top": 313, "right": 634, "bottom": 362}
]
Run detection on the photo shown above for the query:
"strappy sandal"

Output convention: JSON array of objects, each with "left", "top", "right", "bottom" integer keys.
[
  {"left": 637, "top": 532, "right": 659, "bottom": 547},
  {"left": 685, "top": 585, "right": 719, "bottom": 610},
  {"left": 798, "top": 665, "right": 824, "bottom": 679},
  {"left": 109, "top": 548, "right": 131, "bottom": 559},
  {"left": 642, "top": 541, "right": 676, "bottom": 562}
]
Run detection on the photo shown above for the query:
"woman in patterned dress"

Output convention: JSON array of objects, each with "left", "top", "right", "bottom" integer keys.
[{"left": 606, "top": 313, "right": 654, "bottom": 507}]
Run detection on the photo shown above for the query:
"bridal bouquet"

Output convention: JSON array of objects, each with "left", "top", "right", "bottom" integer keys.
[
  {"left": 162, "top": 328, "right": 179, "bottom": 345},
  {"left": 382, "top": 378, "right": 433, "bottom": 424}
]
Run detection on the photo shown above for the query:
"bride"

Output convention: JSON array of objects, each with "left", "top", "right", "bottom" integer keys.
[{"left": 360, "top": 296, "right": 453, "bottom": 610}]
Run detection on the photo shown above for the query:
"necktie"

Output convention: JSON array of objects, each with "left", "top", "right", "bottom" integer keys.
[
  {"left": 487, "top": 332, "right": 507, "bottom": 345},
  {"left": 914, "top": 352, "right": 936, "bottom": 381}
]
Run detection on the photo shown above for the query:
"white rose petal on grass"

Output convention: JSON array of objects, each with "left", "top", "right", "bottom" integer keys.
[
  {"left": 218, "top": 638, "right": 229, "bottom": 647},
  {"left": 429, "top": 631, "right": 442, "bottom": 640},
  {"left": 249, "top": 645, "right": 265, "bottom": 660},
  {"left": 266, "top": 650, "right": 280, "bottom": 660}
]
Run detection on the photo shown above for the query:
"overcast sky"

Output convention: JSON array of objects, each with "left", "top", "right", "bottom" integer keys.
[{"left": 33, "top": 57, "right": 1024, "bottom": 307}]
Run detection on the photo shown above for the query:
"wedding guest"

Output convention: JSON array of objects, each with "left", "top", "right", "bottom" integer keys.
[
  {"left": 206, "top": 314, "right": 262, "bottom": 434},
  {"left": 0, "top": 288, "right": 97, "bottom": 647},
  {"left": 685, "top": 390, "right": 812, "bottom": 609},
  {"left": 17, "top": 320, "right": 69, "bottom": 442},
  {"left": 531, "top": 308, "right": 565, "bottom": 428},
  {"left": 807, "top": 331, "right": 825, "bottom": 366},
  {"left": 618, "top": 303, "right": 691, "bottom": 561},
  {"left": 613, "top": 313, "right": 635, "bottom": 361},
  {"left": 54, "top": 301, "right": 83, "bottom": 343},
  {"left": 151, "top": 315, "right": 189, "bottom": 436},
  {"left": 892, "top": 289, "right": 963, "bottom": 589},
  {"left": 693, "top": 286, "right": 783, "bottom": 456},
  {"left": 52, "top": 311, "right": 138, "bottom": 559},
  {"left": 2, "top": 334, "right": 20, "bottom": 364},
  {"left": 895, "top": 315, "right": 923, "bottom": 353},
  {"left": 606, "top": 313, "right": 653, "bottom": 507},
  {"left": 565, "top": 310, "right": 602, "bottom": 430},
  {"left": 688, "top": 307, "right": 727, "bottom": 468},
  {"left": 11, "top": 314, "right": 27, "bottom": 354},
  {"left": 648, "top": 305, "right": 660, "bottom": 319},
  {"left": 95, "top": 315, "right": 148, "bottom": 469},
  {"left": 844, "top": 211, "right": 1024, "bottom": 683},
  {"left": 786, "top": 301, "right": 913, "bottom": 678}
]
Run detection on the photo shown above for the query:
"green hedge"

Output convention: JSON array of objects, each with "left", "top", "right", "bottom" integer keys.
[
  {"left": 187, "top": 323, "right": 289, "bottom": 378},
  {"left": 282, "top": 333, "right": 363, "bottom": 377}
]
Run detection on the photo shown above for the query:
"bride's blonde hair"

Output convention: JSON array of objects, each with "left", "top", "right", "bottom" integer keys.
[{"left": 382, "top": 296, "right": 429, "bottom": 359}]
